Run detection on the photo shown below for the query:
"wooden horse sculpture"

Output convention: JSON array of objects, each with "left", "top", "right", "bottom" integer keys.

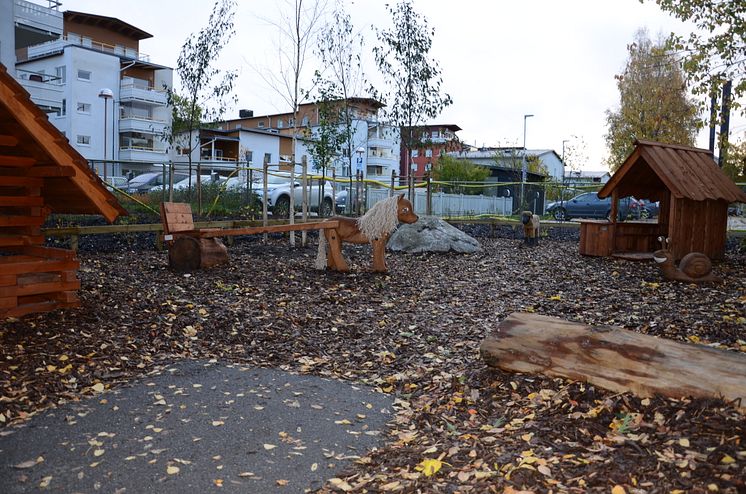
[
  {"left": 315, "top": 194, "right": 418, "bottom": 273},
  {"left": 652, "top": 236, "right": 722, "bottom": 284}
]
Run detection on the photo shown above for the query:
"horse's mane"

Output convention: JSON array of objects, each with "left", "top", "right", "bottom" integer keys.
[{"left": 357, "top": 195, "right": 401, "bottom": 240}]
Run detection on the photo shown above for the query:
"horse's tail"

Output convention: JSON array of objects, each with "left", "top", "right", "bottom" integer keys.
[{"left": 315, "top": 229, "right": 327, "bottom": 270}]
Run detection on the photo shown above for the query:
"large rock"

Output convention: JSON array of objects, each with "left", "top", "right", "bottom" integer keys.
[{"left": 388, "top": 216, "right": 481, "bottom": 253}]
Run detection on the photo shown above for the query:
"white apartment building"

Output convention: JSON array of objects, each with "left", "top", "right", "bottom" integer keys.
[
  {"left": 220, "top": 98, "right": 401, "bottom": 182},
  {"left": 3, "top": 0, "right": 172, "bottom": 177}
]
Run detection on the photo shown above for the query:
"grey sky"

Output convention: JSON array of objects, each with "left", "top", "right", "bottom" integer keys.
[{"left": 61, "top": 0, "right": 744, "bottom": 171}]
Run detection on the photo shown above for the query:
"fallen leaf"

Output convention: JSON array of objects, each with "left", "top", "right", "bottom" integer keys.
[
  {"left": 611, "top": 486, "right": 626, "bottom": 494},
  {"left": 415, "top": 458, "right": 444, "bottom": 477},
  {"left": 167, "top": 465, "right": 180, "bottom": 475},
  {"left": 91, "top": 383, "right": 105, "bottom": 393},
  {"left": 263, "top": 444, "right": 276, "bottom": 450},
  {"left": 212, "top": 420, "right": 224, "bottom": 426},
  {"left": 39, "top": 476, "right": 52, "bottom": 488},
  {"left": 93, "top": 449, "right": 105, "bottom": 457}
]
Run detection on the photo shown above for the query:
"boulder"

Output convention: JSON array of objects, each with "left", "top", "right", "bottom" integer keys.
[{"left": 388, "top": 216, "right": 481, "bottom": 253}]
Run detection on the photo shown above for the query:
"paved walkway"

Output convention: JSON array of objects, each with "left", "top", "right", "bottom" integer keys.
[{"left": 0, "top": 361, "right": 393, "bottom": 493}]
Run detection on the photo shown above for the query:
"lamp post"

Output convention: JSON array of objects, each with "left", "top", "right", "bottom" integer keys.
[
  {"left": 98, "top": 88, "right": 113, "bottom": 181},
  {"left": 520, "top": 114, "right": 534, "bottom": 211}
]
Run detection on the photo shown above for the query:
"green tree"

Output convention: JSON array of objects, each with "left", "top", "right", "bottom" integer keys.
[
  {"left": 169, "top": 92, "right": 203, "bottom": 137},
  {"left": 432, "top": 155, "right": 489, "bottom": 194},
  {"left": 605, "top": 29, "right": 699, "bottom": 171},
  {"left": 647, "top": 0, "right": 745, "bottom": 116},
  {"left": 170, "top": 0, "right": 237, "bottom": 209},
  {"left": 372, "top": 0, "right": 452, "bottom": 177}
]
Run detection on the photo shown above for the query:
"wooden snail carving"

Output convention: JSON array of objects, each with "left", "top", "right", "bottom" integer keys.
[{"left": 652, "top": 236, "right": 722, "bottom": 283}]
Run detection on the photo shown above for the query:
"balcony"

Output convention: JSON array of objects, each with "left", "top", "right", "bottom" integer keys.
[
  {"left": 119, "top": 83, "right": 167, "bottom": 106},
  {"left": 119, "top": 146, "right": 169, "bottom": 163},
  {"left": 19, "top": 32, "right": 150, "bottom": 63},
  {"left": 14, "top": 0, "right": 62, "bottom": 36},
  {"left": 16, "top": 70, "right": 63, "bottom": 111},
  {"left": 119, "top": 116, "right": 167, "bottom": 135}
]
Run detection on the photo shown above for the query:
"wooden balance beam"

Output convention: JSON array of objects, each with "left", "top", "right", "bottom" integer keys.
[
  {"left": 160, "top": 202, "right": 340, "bottom": 272},
  {"left": 480, "top": 312, "right": 746, "bottom": 410}
]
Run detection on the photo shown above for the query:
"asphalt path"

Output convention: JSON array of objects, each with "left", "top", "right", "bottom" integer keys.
[{"left": 0, "top": 360, "right": 393, "bottom": 493}]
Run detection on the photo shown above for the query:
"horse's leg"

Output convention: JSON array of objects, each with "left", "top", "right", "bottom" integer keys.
[
  {"left": 371, "top": 236, "right": 388, "bottom": 273},
  {"left": 326, "top": 229, "right": 348, "bottom": 272}
]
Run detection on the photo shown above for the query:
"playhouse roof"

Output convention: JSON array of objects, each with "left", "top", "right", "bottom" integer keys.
[
  {"left": 0, "top": 63, "right": 126, "bottom": 221},
  {"left": 598, "top": 140, "right": 746, "bottom": 203}
]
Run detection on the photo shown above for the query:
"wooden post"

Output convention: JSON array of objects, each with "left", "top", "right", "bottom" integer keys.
[
  {"left": 610, "top": 189, "right": 619, "bottom": 223},
  {"left": 426, "top": 172, "right": 432, "bottom": 216},
  {"left": 390, "top": 170, "right": 396, "bottom": 198},
  {"left": 301, "top": 156, "right": 308, "bottom": 247},
  {"left": 331, "top": 168, "right": 337, "bottom": 216},
  {"left": 289, "top": 159, "right": 296, "bottom": 247},
  {"left": 480, "top": 313, "right": 746, "bottom": 409},
  {"left": 262, "top": 161, "right": 268, "bottom": 243}
]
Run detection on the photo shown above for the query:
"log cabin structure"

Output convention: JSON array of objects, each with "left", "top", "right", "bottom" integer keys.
[
  {"left": 579, "top": 140, "right": 746, "bottom": 261},
  {"left": 0, "top": 63, "right": 126, "bottom": 318}
]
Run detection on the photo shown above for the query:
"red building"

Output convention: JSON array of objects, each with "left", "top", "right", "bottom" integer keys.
[{"left": 400, "top": 124, "right": 462, "bottom": 179}]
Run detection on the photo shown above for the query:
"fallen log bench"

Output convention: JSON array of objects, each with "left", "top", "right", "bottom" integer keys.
[
  {"left": 160, "top": 202, "right": 340, "bottom": 272},
  {"left": 480, "top": 312, "right": 746, "bottom": 410}
]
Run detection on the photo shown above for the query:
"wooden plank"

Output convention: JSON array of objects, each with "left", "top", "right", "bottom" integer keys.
[
  {"left": 0, "top": 135, "right": 19, "bottom": 147},
  {"left": 0, "top": 256, "right": 79, "bottom": 275},
  {"left": 198, "top": 220, "right": 340, "bottom": 238},
  {"left": 0, "top": 296, "right": 17, "bottom": 309},
  {"left": 1, "top": 299, "right": 79, "bottom": 318},
  {"left": 480, "top": 313, "right": 746, "bottom": 410},
  {"left": 0, "top": 234, "right": 43, "bottom": 247},
  {"left": 0, "top": 280, "right": 79, "bottom": 298},
  {"left": 0, "top": 275, "right": 17, "bottom": 287},
  {"left": 25, "top": 166, "right": 75, "bottom": 177},
  {"left": 0, "top": 176, "right": 43, "bottom": 187},
  {"left": 0, "top": 216, "right": 45, "bottom": 227},
  {"left": 0, "top": 155, "right": 36, "bottom": 167},
  {"left": 0, "top": 196, "right": 44, "bottom": 206}
]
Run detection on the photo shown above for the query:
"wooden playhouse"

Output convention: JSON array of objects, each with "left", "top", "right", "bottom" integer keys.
[
  {"left": 0, "top": 63, "right": 126, "bottom": 318},
  {"left": 579, "top": 140, "right": 746, "bottom": 261}
]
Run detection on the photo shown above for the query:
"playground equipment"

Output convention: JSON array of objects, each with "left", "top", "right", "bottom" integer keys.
[{"left": 315, "top": 195, "right": 418, "bottom": 273}]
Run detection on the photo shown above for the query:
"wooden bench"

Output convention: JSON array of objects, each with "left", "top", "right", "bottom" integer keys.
[{"left": 160, "top": 202, "right": 341, "bottom": 271}]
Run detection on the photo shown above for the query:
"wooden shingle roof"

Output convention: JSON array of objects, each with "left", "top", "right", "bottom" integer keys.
[
  {"left": 599, "top": 140, "right": 746, "bottom": 203},
  {"left": 0, "top": 63, "right": 126, "bottom": 221}
]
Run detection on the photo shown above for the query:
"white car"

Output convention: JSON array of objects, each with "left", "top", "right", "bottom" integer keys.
[
  {"left": 150, "top": 175, "right": 221, "bottom": 192},
  {"left": 232, "top": 172, "right": 336, "bottom": 217}
]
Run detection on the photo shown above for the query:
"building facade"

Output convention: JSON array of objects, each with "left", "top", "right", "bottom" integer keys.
[
  {"left": 6, "top": 0, "right": 173, "bottom": 177},
  {"left": 400, "top": 124, "right": 462, "bottom": 179},
  {"left": 220, "top": 98, "right": 400, "bottom": 182}
]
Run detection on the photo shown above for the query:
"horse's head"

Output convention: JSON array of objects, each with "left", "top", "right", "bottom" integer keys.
[{"left": 396, "top": 195, "right": 418, "bottom": 224}]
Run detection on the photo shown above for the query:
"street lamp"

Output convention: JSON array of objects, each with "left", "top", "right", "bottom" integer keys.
[
  {"left": 520, "top": 114, "right": 534, "bottom": 210},
  {"left": 98, "top": 88, "right": 113, "bottom": 181}
]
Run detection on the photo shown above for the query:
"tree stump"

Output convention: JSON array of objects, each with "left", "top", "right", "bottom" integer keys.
[
  {"left": 480, "top": 312, "right": 746, "bottom": 409},
  {"left": 168, "top": 236, "right": 228, "bottom": 272}
]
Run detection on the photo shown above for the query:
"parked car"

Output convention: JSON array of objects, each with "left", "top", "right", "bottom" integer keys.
[
  {"left": 125, "top": 172, "right": 187, "bottom": 194},
  {"left": 254, "top": 172, "right": 335, "bottom": 217},
  {"left": 149, "top": 175, "right": 221, "bottom": 192},
  {"left": 335, "top": 189, "right": 348, "bottom": 213},
  {"left": 102, "top": 176, "right": 128, "bottom": 191},
  {"left": 545, "top": 192, "right": 643, "bottom": 221},
  {"left": 637, "top": 199, "right": 659, "bottom": 219}
]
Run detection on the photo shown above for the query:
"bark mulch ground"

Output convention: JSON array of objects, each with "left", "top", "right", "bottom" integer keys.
[{"left": 1, "top": 227, "right": 745, "bottom": 493}]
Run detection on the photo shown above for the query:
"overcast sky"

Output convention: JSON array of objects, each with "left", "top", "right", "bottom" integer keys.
[{"left": 60, "top": 0, "right": 744, "bottom": 171}]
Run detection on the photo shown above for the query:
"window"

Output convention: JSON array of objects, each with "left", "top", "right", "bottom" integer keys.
[
  {"left": 76, "top": 102, "right": 91, "bottom": 114},
  {"left": 76, "top": 135, "right": 91, "bottom": 146},
  {"left": 55, "top": 66, "right": 66, "bottom": 84},
  {"left": 257, "top": 121, "right": 265, "bottom": 128},
  {"left": 277, "top": 119, "right": 284, "bottom": 128},
  {"left": 425, "top": 149, "right": 433, "bottom": 158},
  {"left": 59, "top": 98, "right": 66, "bottom": 116},
  {"left": 288, "top": 118, "right": 295, "bottom": 126},
  {"left": 411, "top": 149, "right": 419, "bottom": 158},
  {"left": 264, "top": 153, "right": 272, "bottom": 164},
  {"left": 301, "top": 116, "right": 309, "bottom": 127},
  {"left": 77, "top": 69, "right": 91, "bottom": 81},
  {"left": 432, "top": 130, "right": 440, "bottom": 138},
  {"left": 244, "top": 150, "right": 253, "bottom": 164}
]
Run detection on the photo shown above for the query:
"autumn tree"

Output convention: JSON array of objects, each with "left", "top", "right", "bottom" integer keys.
[
  {"left": 722, "top": 139, "right": 746, "bottom": 183},
  {"left": 372, "top": 0, "right": 452, "bottom": 181},
  {"left": 647, "top": 0, "right": 745, "bottom": 116},
  {"left": 170, "top": 0, "right": 237, "bottom": 209},
  {"left": 605, "top": 29, "right": 699, "bottom": 171}
]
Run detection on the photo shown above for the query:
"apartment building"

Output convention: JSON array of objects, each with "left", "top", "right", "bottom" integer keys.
[
  {"left": 400, "top": 124, "right": 462, "bottom": 179},
  {"left": 4, "top": 0, "right": 172, "bottom": 177},
  {"left": 220, "top": 98, "right": 401, "bottom": 181}
]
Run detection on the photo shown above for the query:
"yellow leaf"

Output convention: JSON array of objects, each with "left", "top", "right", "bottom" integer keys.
[
  {"left": 212, "top": 420, "right": 224, "bottom": 426},
  {"left": 276, "top": 479, "right": 288, "bottom": 486},
  {"left": 263, "top": 444, "right": 276, "bottom": 450},
  {"left": 707, "top": 484, "right": 719, "bottom": 492},
  {"left": 720, "top": 454, "right": 736, "bottom": 464},
  {"left": 415, "top": 458, "right": 443, "bottom": 477},
  {"left": 93, "top": 449, "right": 105, "bottom": 457},
  {"left": 91, "top": 383, "right": 104, "bottom": 393},
  {"left": 334, "top": 419, "right": 352, "bottom": 425},
  {"left": 59, "top": 355, "right": 69, "bottom": 361},
  {"left": 549, "top": 295, "right": 561, "bottom": 301},
  {"left": 214, "top": 479, "right": 223, "bottom": 487},
  {"left": 611, "top": 486, "right": 626, "bottom": 494},
  {"left": 679, "top": 438, "right": 690, "bottom": 447},
  {"left": 46, "top": 365, "right": 57, "bottom": 372},
  {"left": 39, "top": 476, "right": 52, "bottom": 488}
]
